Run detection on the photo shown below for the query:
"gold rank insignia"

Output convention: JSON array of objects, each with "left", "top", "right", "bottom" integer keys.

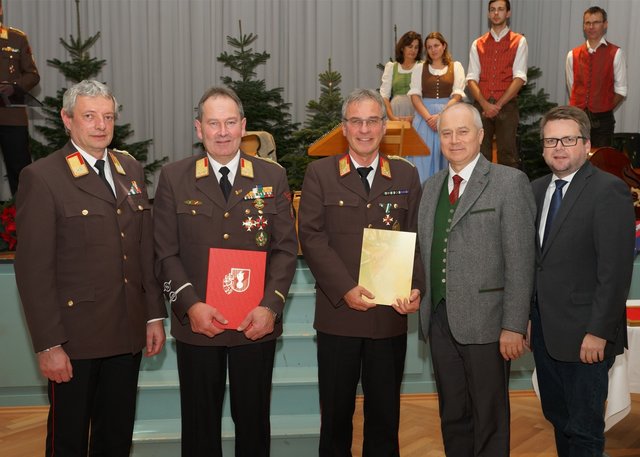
[
  {"left": 66, "top": 152, "right": 89, "bottom": 178},
  {"left": 184, "top": 199, "right": 203, "bottom": 206},
  {"left": 338, "top": 154, "right": 351, "bottom": 177},
  {"left": 380, "top": 156, "right": 392, "bottom": 179},
  {"left": 112, "top": 148, "right": 137, "bottom": 160},
  {"left": 108, "top": 152, "right": 126, "bottom": 175},
  {"left": 241, "top": 158, "right": 254, "bottom": 178},
  {"left": 388, "top": 155, "right": 415, "bottom": 166},
  {"left": 195, "top": 157, "right": 209, "bottom": 179},
  {"left": 0, "top": 27, "right": 8, "bottom": 40}
]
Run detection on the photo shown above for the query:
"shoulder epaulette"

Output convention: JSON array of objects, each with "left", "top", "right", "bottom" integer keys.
[
  {"left": 387, "top": 155, "right": 415, "bottom": 167},
  {"left": 8, "top": 27, "right": 27, "bottom": 37},
  {"left": 252, "top": 155, "right": 283, "bottom": 169},
  {"left": 111, "top": 148, "right": 137, "bottom": 160}
]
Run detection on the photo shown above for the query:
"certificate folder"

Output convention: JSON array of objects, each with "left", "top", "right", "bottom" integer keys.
[
  {"left": 206, "top": 248, "right": 266, "bottom": 329},
  {"left": 358, "top": 228, "right": 416, "bottom": 306}
]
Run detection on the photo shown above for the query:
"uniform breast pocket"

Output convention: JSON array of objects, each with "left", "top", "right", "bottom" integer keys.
[
  {"left": 176, "top": 202, "right": 214, "bottom": 245},
  {"left": 62, "top": 201, "right": 109, "bottom": 246},
  {"left": 323, "top": 193, "right": 361, "bottom": 234},
  {"left": 126, "top": 196, "right": 150, "bottom": 235}
]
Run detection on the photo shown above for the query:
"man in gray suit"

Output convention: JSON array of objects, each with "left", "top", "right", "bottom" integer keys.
[
  {"left": 417, "top": 102, "right": 535, "bottom": 456},
  {"left": 531, "top": 105, "right": 634, "bottom": 456}
]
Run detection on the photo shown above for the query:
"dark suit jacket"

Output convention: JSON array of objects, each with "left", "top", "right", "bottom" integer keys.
[
  {"left": 0, "top": 25, "right": 40, "bottom": 125},
  {"left": 153, "top": 152, "right": 298, "bottom": 347},
  {"left": 532, "top": 161, "right": 635, "bottom": 362},
  {"left": 15, "top": 142, "right": 166, "bottom": 358},
  {"left": 418, "top": 154, "right": 536, "bottom": 344},
  {"left": 298, "top": 153, "right": 425, "bottom": 339}
]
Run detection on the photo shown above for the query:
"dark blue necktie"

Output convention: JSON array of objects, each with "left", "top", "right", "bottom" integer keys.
[
  {"left": 219, "top": 166, "right": 232, "bottom": 201},
  {"left": 543, "top": 179, "right": 567, "bottom": 246},
  {"left": 357, "top": 167, "right": 372, "bottom": 194},
  {"left": 95, "top": 159, "right": 115, "bottom": 198}
]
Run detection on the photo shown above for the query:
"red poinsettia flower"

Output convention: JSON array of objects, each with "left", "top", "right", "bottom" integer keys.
[{"left": 1, "top": 203, "right": 17, "bottom": 251}]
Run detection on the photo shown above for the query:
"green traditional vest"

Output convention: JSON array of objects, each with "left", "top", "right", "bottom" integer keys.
[
  {"left": 391, "top": 62, "right": 412, "bottom": 97},
  {"left": 430, "top": 177, "right": 459, "bottom": 308}
]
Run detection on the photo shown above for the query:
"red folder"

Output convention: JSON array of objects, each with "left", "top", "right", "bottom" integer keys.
[
  {"left": 628, "top": 307, "right": 640, "bottom": 325},
  {"left": 206, "top": 248, "right": 266, "bottom": 329}
]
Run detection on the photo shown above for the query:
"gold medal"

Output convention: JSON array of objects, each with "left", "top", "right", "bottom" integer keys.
[{"left": 254, "top": 198, "right": 265, "bottom": 210}]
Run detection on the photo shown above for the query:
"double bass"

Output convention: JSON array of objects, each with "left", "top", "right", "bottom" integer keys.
[{"left": 588, "top": 146, "right": 640, "bottom": 218}]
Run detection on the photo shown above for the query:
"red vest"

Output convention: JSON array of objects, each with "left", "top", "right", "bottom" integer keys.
[
  {"left": 477, "top": 30, "right": 522, "bottom": 100},
  {"left": 570, "top": 43, "right": 618, "bottom": 113}
]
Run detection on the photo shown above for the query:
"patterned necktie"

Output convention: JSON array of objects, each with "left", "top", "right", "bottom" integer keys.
[
  {"left": 219, "top": 166, "right": 232, "bottom": 201},
  {"left": 449, "top": 174, "right": 463, "bottom": 204},
  {"left": 95, "top": 159, "right": 115, "bottom": 198},
  {"left": 357, "top": 167, "right": 372, "bottom": 194},
  {"left": 543, "top": 179, "right": 567, "bottom": 245}
]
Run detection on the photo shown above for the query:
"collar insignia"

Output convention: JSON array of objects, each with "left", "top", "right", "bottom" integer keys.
[
  {"left": 108, "top": 152, "right": 126, "bottom": 175},
  {"left": 195, "top": 157, "right": 209, "bottom": 179},
  {"left": 241, "top": 158, "right": 254, "bottom": 178},
  {"left": 66, "top": 152, "right": 89, "bottom": 178},
  {"left": 380, "top": 157, "right": 392, "bottom": 179},
  {"left": 338, "top": 155, "right": 351, "bottom": 177}
]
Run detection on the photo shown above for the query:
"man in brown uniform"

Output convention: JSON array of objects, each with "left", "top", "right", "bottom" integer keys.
[
  {"left": 298, "top": 88, "right": 424, "bottom": 457},
  {"left": 153, "top": 86, "right": 297, "bottom": 457},
  {"left": 15, "top": 79, "right": 166, "bottom": 456},
  {"left": 0, "top": 0, "right": 39, "bottom": 195}
]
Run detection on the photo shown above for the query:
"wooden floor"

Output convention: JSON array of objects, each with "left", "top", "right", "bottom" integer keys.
[{"left": 1, "top": 393, "right": 638, "bottom": 456}]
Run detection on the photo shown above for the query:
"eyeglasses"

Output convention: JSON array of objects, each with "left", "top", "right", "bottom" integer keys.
[
  {"left": 584, "top": 20, "right": 604, "bottom": 27},
  {"left": 343, "top": 117, "right": 385, "bottom": 128},
  {"left": 542, "top": 136, "right": 586, "bottom": 148}
]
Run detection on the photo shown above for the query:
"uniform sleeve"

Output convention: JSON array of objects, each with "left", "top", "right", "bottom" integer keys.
[{"left": 17, "top": 31, "right": 40, "bottom": 91}]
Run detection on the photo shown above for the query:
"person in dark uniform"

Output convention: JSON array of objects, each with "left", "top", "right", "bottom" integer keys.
[
  {"left": 298, "top": 88, "right": 424, "bottom": 457},
  {"left": 15, "top": 79, "right": 167, "bottom": 457},
  {"left": 0, "top": 0, "right": 39, "bottom": 195},
  {"left": 153, "top": 86, "right": 298, "bottom": 457}
]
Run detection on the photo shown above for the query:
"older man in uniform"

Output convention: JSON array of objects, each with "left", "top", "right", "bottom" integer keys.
[
  {"left": 15, "top": 79, "right": 166, "bottom": 457},
  {"left": 298, "top": 88, "right": 424, "bottom": 457},
  {"left": 154, "top": 86, "right": 297, "bottom": 457},
  {"left": 0, "top": 0, "right": 40, "bottom": 195}
]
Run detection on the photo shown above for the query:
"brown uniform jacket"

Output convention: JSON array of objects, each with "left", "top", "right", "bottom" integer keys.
[
  {"left": 298, "top": 153, "right": 425, "bottom": 339},
  {"left": 153, "top": 152, "right": 298, "bottom": 347},
  {"left": 0, "top": 25, "right": 39, "bottom": 125},
  {"left": 15, "top": 142, "right": 166, "bottom": 359}
]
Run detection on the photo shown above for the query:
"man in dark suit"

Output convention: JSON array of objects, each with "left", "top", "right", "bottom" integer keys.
[
  {"left": 298, "top": 88, "right": 424, "bottom": 457},
  {"left": 153, "top": 86, "right": 297, "bottom": 457},
  {"left": 0, "top": 0, "right": 40, "bottom": 195},
  {"left": 417, "top": 102, "right": 535, "bottom": 456},
  {"left": 531, "top": 105, "right": 635, "bottom": 456},
  {"left": 15, "top": 79, "right": 166, "bottom": 456}
]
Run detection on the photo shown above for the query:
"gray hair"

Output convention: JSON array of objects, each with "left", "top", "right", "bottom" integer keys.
[
  {"left": 437, "top": 102, "right": 483, "bottom": 132},
  {"left": 62, "top": 79, "right": 118, "bottom": 118},
  {"left": 342, "top": 88, "right": 387, "bottom": 120},
  {"left": 196, "top": 86, "right": 245, "bottom": 121}
]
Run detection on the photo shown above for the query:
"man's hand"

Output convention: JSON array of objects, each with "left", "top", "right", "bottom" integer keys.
[
  {"left": 145, "top": 320, "right": 166, "bottom": 357},
  {"left": 393, "top": 289, "right": 421, "bottom": 315},
  {"left": 0, "top": 84, "right": 15, "bottom": 96},
  {"left": 37, "top": 346, "right": 73, "bottom": 383},
  {"left": 483, "top": 102, "right": 500, "bottom": 119},
  {"left": 238, "top": 307, "right": 276, "bottom": 341},
  {"left": 580, "top": 333, "right": 606, "bottom": 364},
  {"left": 523, "top": 320, "right": 532, "bottom": 351},
  {"left": 499, "top": 329, "right": 525, "bottom": 361},
  {"left": 187, "top": 301, "right": 226, "bottom": 338},
  {"left": 343, "top": 286, "right": 376, "bottom": 311}
]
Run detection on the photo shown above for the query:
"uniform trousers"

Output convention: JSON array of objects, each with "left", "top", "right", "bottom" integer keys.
[
  {"left": 176, "top": 339, "right": 276, "bottom": 457},
  {"left": 0, "top": 125, "right": 32, "bottom": 195},
  {"left": 475, "top": 99, "right": 520, "bottom": 168},
  {"left": 317, "top": 331, "right": 407, "bottom": 457},
  {"left": 429, "top": 302, "right": 511, "bottom": 457},
  {"left": 45, "top": 352, "right": 142, "bottom": 457}
]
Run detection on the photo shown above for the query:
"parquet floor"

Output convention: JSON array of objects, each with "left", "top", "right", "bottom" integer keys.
[{"left": 1, "top": 393, "right": 638, "bottom": 456}]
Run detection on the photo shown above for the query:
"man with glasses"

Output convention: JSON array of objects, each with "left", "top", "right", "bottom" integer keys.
[
  {"left": 531, "top": 105, "right": 634, "bottom": 456},
  {"left": 298, "top": 88, "right": 424, "bottom": 456},
  {"left": 566, "top": 6, "right": 627, "bottom": 147},
  {"left": 154, "top": 86, "right": 297, "bottom": 457},
  {"left": 467, "top": 0, "right": 528, "bottom": 168}
]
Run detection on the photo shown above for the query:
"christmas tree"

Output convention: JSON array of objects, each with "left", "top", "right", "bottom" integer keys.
[
  {"left": 280, "top": 59, "right": 344, "bottom": 190},
  {"left": 517, "top": 66, "right": 557, "bottom": 180},
  {"left": 30, "top": 0, "right": 166, "bottom": 182},
  {"left": 217, "top": 21, "right": 299, "bottom": 179}
]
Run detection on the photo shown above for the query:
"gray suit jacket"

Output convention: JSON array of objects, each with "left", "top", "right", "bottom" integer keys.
[
  {"left": 532, "top": 162, "right": 634, "bottom": 362},
  {"left": 418, "top": 154, "right": 536, "bottom": 344}
]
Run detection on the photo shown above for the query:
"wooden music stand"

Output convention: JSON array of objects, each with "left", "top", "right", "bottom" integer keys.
[{"left": 307, "top": 121, "right": 430, "bottom": 157}]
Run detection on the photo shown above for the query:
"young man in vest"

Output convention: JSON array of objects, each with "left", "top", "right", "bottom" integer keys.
[
  {"left": 566, "top": 6, "right": 627, "bottom": 147},
  {"left": 467, "top": 0, "right": 528, "bottom": 169}
]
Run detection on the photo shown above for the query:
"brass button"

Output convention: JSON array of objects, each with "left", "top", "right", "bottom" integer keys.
[
  {"left": 258, "top": 209, "right": 263, "bottom": 215},
  {"left": 123, "top": 254, "right": 127, "bottom": 260},
  {"left": 120, "top": 232, "right": 125, "bottom": 238},
  {"left": 245, "top": 209, "right": 251, "bottom": 214},
  {"left": 116, "top": 208, "right": 122, "bottom": 215},
  {"left": 223, "top": 233, "right": 230, "bottom": 240},
  {"left": 366, "top": 203, "right": 371, "bottom": 209},
  {"left": 224, "top": 212, "right": 230, "bottom": 218},
  {"left": 138, "top": 205, "right": 144, "bottom": 211},
  {"left": 124, "top": 278, "right": 128, "bottom": 284},
  {"left": 67, "top": 300, "right": 74, "bottom": 307},
  {"left": 191, "top": 209, "right": 196, "bottom": 215},
  {"left": 339, "top": 200, "right": 344, "bottom": 206},
  {"left": 81, "top": 209, "right": 89, "bottom": 216},
  {"left": 393, "top": 203, "right": 398, "bottom": 209}
]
